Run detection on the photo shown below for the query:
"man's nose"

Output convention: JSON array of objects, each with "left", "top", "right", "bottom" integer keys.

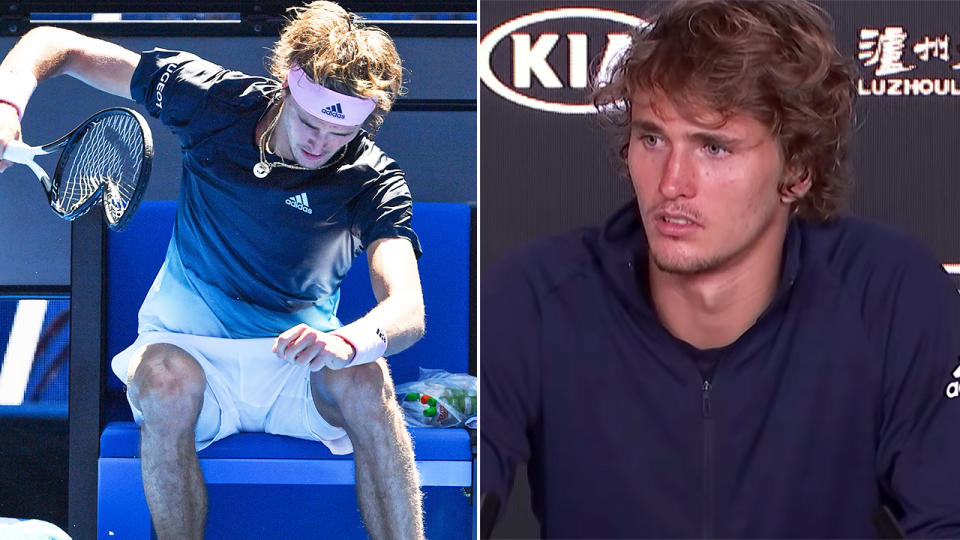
[
  {"left": 306, "top": 131, "right": 333, "bottom": 153},
  {"left": 658, "top": 148, "right": 696, "bottom": 200}
]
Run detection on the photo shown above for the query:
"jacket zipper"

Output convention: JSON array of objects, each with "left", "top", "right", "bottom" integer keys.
[{"left": 701, "top": 380, "right": 715, "bottom": 538}]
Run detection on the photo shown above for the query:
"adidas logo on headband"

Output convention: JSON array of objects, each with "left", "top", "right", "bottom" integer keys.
[
  {"left": 321, "top": 103, "right": 346, "bottom": 120},
  {"left": 287, "top": 65, "right": 375, "bottom": 127}
]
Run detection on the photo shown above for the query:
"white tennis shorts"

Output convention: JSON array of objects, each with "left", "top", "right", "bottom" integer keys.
[{"left": 111, "top": 331, "right": 353, "bottom": 454}]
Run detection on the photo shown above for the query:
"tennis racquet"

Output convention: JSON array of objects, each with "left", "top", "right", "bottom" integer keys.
[{"left": 1, "top": 107, "right": 153, "bottom": 231}]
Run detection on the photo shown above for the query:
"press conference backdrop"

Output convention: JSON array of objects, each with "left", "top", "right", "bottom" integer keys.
[
  {"left": 481, "top": 0, "right": 960, "bottom": 282},
  {"left": 481, "top": 0, "right": 960, "bottom": 536}
]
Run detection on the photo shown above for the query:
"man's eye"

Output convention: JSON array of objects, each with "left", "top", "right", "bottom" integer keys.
[{"left": 705, "top": 143, "right": 727, "bottom": 155}]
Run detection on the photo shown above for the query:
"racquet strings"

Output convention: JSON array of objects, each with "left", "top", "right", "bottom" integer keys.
[{"left": 54, "top": 112, "right": 145, "bottom": 221}]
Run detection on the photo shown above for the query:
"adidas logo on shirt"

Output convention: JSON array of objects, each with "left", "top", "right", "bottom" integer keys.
[
  {"left": 285, "top": 192, "right": 313, "bottom": 214},
  {"left": 944, "top": 360, "right": 960, "bottom": 398},
  {"left": 321, "top": 103, "right": 345, "bottom": 120}
]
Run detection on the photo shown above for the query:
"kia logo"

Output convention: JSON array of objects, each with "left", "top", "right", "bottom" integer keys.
[{"left": 480, "top": 8, "right": 644, "bottom": 114}]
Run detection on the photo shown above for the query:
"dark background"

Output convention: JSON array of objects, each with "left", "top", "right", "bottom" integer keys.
[{"left": 480, "top": 1, "right": 960, "bottom": 537}]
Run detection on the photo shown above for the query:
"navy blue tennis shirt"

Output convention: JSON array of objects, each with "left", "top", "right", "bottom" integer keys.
[
  {"left": 481, "top": 201, "right": 960, "bottom": 538},
  {"left": 126, "top": 49, "right": 420, "bottom": 338}
]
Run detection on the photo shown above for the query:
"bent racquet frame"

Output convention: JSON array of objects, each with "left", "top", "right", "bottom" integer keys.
[{"left": 2, "top": 107, "right": 153, "bottom": 230}]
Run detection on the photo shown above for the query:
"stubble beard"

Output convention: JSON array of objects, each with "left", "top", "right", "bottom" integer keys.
[
  {"left": 649, "top": 247, "right": 733, "bottom": 276},
  {"left": 647, "top": 210, "right": 778, "bottom": 276}
]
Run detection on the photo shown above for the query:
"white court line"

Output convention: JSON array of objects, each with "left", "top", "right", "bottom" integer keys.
[
  {"left": 945, "top": 264, "right": 960, "bottom": 275},
  {"left": 0, "top": 300, "right": 48, "bottom": 406}
]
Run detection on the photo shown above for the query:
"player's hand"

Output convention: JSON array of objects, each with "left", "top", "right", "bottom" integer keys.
[
  {"left": 273, "top": 323, "right": 356, "bottom": 371},
  {"left": 0, "top": 103, "right": 21, "bottom": 173}
]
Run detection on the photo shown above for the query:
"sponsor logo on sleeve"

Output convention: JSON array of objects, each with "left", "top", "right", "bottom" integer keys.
[
  {"left": 944, "top": 359, "right": 960, "bottom": 398},
  {"left": 154, "top": 62, "right": 177, "bottom": 110}
]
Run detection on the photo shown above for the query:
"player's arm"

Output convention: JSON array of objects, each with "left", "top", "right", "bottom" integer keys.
[
  {"left": 358, "top": 236, "right": 426, "bottom": 356},
  {"left": 479, "top": 253, "right": 542, "bottom": 533},
  {"left": 1, "top": 26, "right": 139, "bottom": 100},
  {"left": 274, "top": 237, "right": 424, "bottom": 370},
  {"left": 873, "top": 250, "right": 960, "bottom": 535},
  {"left": 0, "top": 26, "right": 140, "bottom": 171}
]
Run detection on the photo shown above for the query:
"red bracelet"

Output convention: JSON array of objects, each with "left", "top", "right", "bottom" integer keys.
[{"left": 0, "top": 98, "right": 22, "bottom": 120}]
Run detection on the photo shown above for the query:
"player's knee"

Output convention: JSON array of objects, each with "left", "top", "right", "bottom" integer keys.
[
  {"left": 328, "top": 361, "right": 393, "bottom": 423},
  {"left": 130, "top": 344, "right": 205, "bottom": 421}
]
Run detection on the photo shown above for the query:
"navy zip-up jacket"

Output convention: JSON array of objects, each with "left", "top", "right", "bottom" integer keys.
[{"left": 481, "top": 201, "right": 960, "bottom": 538}]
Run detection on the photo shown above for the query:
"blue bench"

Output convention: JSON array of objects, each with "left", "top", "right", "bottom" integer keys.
[{"left": 97, "top": 200, "right": 475, "bottom": 538}]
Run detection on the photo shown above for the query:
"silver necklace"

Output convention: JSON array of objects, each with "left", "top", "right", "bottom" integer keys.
[{"left": 253, "top": 97, "right": 309, "bottom": 178}]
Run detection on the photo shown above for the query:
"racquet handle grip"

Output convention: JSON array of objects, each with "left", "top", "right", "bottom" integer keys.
[{"left": 2, "top": 139, "right": 42, "bottom": 164}]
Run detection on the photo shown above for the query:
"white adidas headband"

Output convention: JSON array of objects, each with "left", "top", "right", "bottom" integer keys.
[{"left": 286, "top": 64, "right": 376, "bottom": 127}]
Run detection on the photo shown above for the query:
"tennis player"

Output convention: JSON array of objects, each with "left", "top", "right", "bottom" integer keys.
[
  {"left": 0, "top": 3, "right": 426, "bottom": 539},
  {"left": 482, "top": 0, "right": 960, "bottom": 537}
]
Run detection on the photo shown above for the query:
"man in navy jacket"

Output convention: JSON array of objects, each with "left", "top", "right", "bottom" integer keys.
[{"left": 481, "top": 0, "right": 960, "bottom": 537}]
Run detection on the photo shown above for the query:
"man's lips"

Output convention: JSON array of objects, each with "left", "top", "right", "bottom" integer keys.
[
  {"left": 650, "top": 208, "right": 701, "bottom": 225},
  {"left": 649, "top": 209, "right": 701, "bottom": 236},
  {"left": 301, "top": 148, "right": 324, "bottom": 159}
]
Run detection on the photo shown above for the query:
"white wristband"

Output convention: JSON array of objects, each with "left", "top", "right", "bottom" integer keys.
[
  {"left": 332, "top": 322, "right": 388, "bottom": 367},
  {"left": 0, "top": 69, "right": 37, "bottom": 120}
]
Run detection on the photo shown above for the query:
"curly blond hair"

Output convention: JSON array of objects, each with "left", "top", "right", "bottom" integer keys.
[
  {"left": 592, "top": 0, "right": 856, "bottom": 221},
  {"left": 268, "top": 1, "right": 404, "bottom": 132}
]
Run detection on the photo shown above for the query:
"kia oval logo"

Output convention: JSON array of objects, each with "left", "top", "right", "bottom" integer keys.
[{"left": 480, "top": 8, "right": 644, "bottom": 114}]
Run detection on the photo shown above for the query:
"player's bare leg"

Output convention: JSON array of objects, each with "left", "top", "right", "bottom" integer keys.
[
  {"left": 127, "top": 343, "right": 208, "bottom": 540},
  {"left": 311, "top": 360, "right": 424, "bottom": 540}
]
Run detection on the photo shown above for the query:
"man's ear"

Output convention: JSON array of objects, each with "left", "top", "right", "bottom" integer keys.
[{"left": 780, "top": 166, "right": 812, "bottom": 204}]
